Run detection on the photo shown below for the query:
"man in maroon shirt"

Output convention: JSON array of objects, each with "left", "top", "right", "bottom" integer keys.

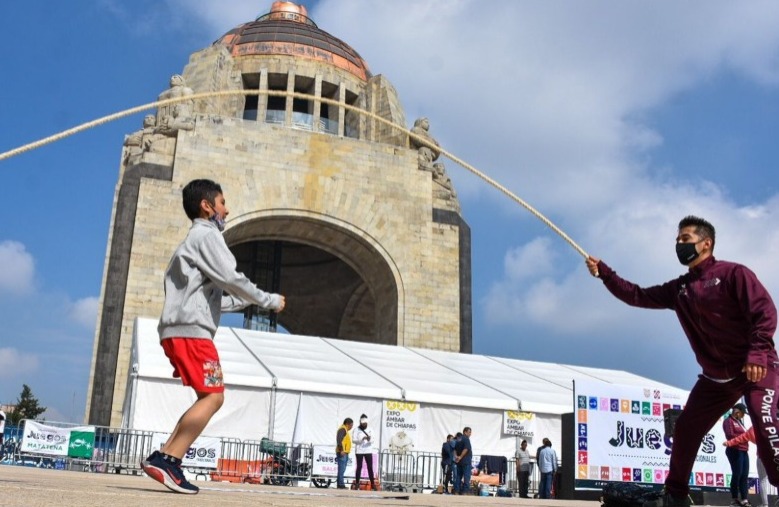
[{"left": 586, "top": 216, "right": 779, "bottom": 507}]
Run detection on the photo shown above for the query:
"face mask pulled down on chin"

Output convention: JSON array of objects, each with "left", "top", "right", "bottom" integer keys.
[{"left": 209, "top": 212, "right": 226, "bottom": 232}]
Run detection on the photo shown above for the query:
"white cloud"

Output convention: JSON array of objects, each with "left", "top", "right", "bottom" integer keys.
[
  {"left": 309, "top": 1, "right": 779, "bottom": 212},
  {"left": 0, "top": 240, "right": 35, "bottom": 295},
  {"left": 486, "top": 186, "right": 779, "bottom": 340},
  {"left": 503, "top": 238, "right": 556, "bottom": 282},
  {"left": 163, "top": 0, "right": 260, "bottom": 35},
  {"left": 69, "top": 297, "right": 99, "bottom": 330},
  {"left": 0, "top": 348, "right": 39, "bottom": 379}
]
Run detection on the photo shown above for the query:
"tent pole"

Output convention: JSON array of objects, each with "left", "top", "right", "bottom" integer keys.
[
  {"left": 127, "top": 365, "right": 138, "bottom": 430},
  {"left": 269, "top": 379, "right": 277, "bottom": 439}
]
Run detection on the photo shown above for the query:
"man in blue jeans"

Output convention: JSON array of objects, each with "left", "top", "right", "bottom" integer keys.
[
  {"left": 453, "top": 427, "right": 473, "bottom": 495},
  {"left": 441, "top": 434, "right": 454, "bottom": 493},
  {"left": 723, "top": 404, "right": 750, "bottom": 507},
  {"left": 450, "top": 432, "right": 462, "bottom": 493},
  {"left": 335, "top": 418, "right": 353, "bottom": 489},
  {"left": 538, "top": 438, "right": 558, "bottom": 498}
]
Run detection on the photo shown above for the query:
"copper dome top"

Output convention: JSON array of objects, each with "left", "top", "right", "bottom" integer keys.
[{"left": 215, "top": 1, "right": 372, "bottom": 81}]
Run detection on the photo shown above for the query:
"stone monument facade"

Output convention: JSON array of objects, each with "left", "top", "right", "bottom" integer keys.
[{"left": 86, "top": 1, "right": 471, "bottom": 427}]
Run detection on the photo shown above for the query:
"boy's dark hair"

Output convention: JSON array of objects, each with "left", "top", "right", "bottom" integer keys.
[
  {"left": 463, "top": 426, "right": 471, "bottom": 433},
  {"left": 455, "top": 432, "right": 463, "bottom": 438},
  {"left": 182, "top": 179, "right": 223, "bottom": 220},
  {"left": 446, "top": 434, "right": 453, "bottom": 440},
  {"left": 343, "top": 417, "right": 353, "bottom": 425},
  {"left": 678, "top": 215, "right": 715, "bottom": 248}
]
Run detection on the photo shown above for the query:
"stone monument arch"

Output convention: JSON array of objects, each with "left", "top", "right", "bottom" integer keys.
[
  {"left": 222, "top": 211, "right": 403, "bottom": 345},
  {"left": 87, "top": 1, "right": 471, "bottom": 427}
]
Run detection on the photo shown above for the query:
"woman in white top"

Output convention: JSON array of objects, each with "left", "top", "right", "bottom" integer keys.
[{"left": 352, "top": 414, "right": 377, "bottom": 490}]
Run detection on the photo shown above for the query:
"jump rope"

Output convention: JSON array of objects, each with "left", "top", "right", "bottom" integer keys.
[{"left": 0, "top": 89, "right": 591, "bottom": 262}]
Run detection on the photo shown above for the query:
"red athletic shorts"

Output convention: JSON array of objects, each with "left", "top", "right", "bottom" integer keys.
[{"left": 161, "top": 337, "right": 224, "bottom": 393}]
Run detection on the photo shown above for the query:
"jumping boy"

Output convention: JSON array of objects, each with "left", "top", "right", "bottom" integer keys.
[{"left": 141, "top": 179, "right": 286, "bottom": 494}]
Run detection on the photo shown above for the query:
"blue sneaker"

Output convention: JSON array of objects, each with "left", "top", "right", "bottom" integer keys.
[
  {"left": 140, "top": 452, "right": 199, "bottom": 495},
  {"left": 141, "top": 450, "right": 160, "bottom": 468}
]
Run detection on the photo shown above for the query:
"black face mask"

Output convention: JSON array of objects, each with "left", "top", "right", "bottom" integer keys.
[{"left": 675, "top": 242, "right": 700, "bottom": 266}]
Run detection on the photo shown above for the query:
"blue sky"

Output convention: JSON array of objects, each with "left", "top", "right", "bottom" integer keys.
[{"left": 2, "top": 1, "right": 779, "bottom": 423}]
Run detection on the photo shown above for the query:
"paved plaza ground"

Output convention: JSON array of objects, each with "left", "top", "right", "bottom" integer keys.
[{"left": 0, "top": 466, "right": 604, "bottom": 507}]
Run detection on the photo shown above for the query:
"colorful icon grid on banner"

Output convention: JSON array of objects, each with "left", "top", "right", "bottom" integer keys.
[{"left": 573, "top": 380, "right": 734, "bottom": 492}]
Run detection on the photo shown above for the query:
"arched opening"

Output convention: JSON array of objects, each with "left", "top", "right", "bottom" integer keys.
[{"left": 222, "top": 215, "right": 399, "bottom": 345}]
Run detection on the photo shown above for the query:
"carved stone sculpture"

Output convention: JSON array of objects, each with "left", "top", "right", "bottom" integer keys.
[
  {"left": 122, "top": 114, "right": 156, "bottom": 165},
  {"left": 135, "top": 75, "right": 196, "bottom": 157},
  {"left": 410, "top": 117, "right": 440, "bottom": 170},
  {"left": 154, "top": 74, "right": 195, "bottom": 137},
  {"left": 410, "top": 117, "right": 455, "bottom": 194}
]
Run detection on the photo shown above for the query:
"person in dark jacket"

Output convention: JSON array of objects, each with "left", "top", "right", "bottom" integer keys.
[
  {"left": 453, "top": 427, "right": 473, "bottom": 495},
  {"left": 441, "top": 434, "right": 454, "bottom": 494},
  {"left": 723, "top": 403, "right": 750, "bottom": 507},
  {"left": 586, "top": 216, "right": 779, "bottom": 507},
  {"left": 450, "top": 432, "right": 462, "bottom": 494}
]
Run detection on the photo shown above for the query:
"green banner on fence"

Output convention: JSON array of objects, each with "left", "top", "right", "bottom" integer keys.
[{"left": 67, "top": 429, "right": 95, "bottom": 459}]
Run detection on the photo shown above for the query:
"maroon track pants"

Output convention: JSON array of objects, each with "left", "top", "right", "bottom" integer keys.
[{"left": 666, "top": 364, "right": 779, "bottom": 498}]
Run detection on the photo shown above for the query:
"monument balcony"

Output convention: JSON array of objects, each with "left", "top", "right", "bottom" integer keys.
[{"left": 243, "top": 109, "right": 341, "bottom": 136}]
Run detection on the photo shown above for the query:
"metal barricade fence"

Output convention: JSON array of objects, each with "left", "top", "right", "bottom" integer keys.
[
  {"left": 179, "top": 436, "right": 241, "bottom": 481},
  {"left": 504, "top": 457, "right": 540, "bottom": 497},
  {"left": 96, "top": 426, "right": 155, "bottom": 473},
  {"left": 379, "top": 450, "right": 422, "bottom": 492},
  {"left": 12, "top": 419, "right": 554, "bottom": 495},
  {"left": 210, "top": 437, "right": 246, "bottom": 482},
  {"left": 414, "top": 452, "right": 442, "bottom": 491},
  {"left": 0, "top": 425, "right": 24, "bottom": 464},
  {"left": 13, "top": 420, "right": 155, "bottom": 473},
  {"left": 211, "top": 437, "right": 312, "bottom": 486},
  {"left": 14, "top": 419, "right": 80, "bottom": 470}
]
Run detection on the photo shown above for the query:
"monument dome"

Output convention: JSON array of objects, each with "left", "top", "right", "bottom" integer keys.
[{"left": 215, "top": 1, "right": 371, "bottom": 80}]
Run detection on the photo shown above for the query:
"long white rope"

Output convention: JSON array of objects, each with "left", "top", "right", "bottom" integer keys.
[{"left": 0, "top": 89, "right": 589, "bottom": 259}]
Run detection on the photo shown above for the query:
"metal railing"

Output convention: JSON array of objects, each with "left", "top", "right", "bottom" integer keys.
[
  {"left": 9, "top": 421, "right": 155, "bottom": 474},
  {"left": 208, "top": 437, "right": 311, "bottom": 485},
  {"left": 9, "top": 419, "right": 548, "bottom": 495}
]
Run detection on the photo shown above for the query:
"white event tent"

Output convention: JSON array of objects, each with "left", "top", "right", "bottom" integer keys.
[{"left": 122, "top": 317, "right": 680, "bottom": 456}]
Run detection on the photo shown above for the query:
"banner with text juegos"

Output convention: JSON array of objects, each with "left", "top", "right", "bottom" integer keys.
[
  {"left": 151, "top": 432, "right": 221, "bottom": 469},
  {"left": 574, "top": 379, "right": 735, "bottom": 492},
  {"left": 20, "top": 420, "right": 96, "bottom": 459},
  {"left": 381, "top": 400, "right": 419, "bottom": 453}
]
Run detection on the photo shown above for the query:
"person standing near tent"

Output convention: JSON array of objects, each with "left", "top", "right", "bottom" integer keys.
[
  {"left": 537, "top": 438, "right": 558, "bottom": 499},
  {"left": 352, "top": 414, "right": 377, "bottom": 490},
  {"left": 723, "top": 403, "right": 751, "bottom": 507},
  {"left": 453, "top": 427, "right": 473, "bottom": 495},
  {"left": 450, "top": 432, "right": 462, "bottom": 494},
  {"left": 586, "top": 215, "right": 779, "bottom": 507},
  {"left": 140, "top": 179, "right": 285, "bottom": 495},
  {"left": 516, "top": 439, "right": 532, "bottom": 498},
  {"left": 441, "top": 434, "right": 454, "bottom": 494},
  {"left": 336, "top": 417, "right": 354, "bottom": 489}
]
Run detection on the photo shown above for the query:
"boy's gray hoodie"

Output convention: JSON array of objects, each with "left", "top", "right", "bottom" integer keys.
[{"left": 158, "top": 218, "right": 283, "bottom": 340}]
